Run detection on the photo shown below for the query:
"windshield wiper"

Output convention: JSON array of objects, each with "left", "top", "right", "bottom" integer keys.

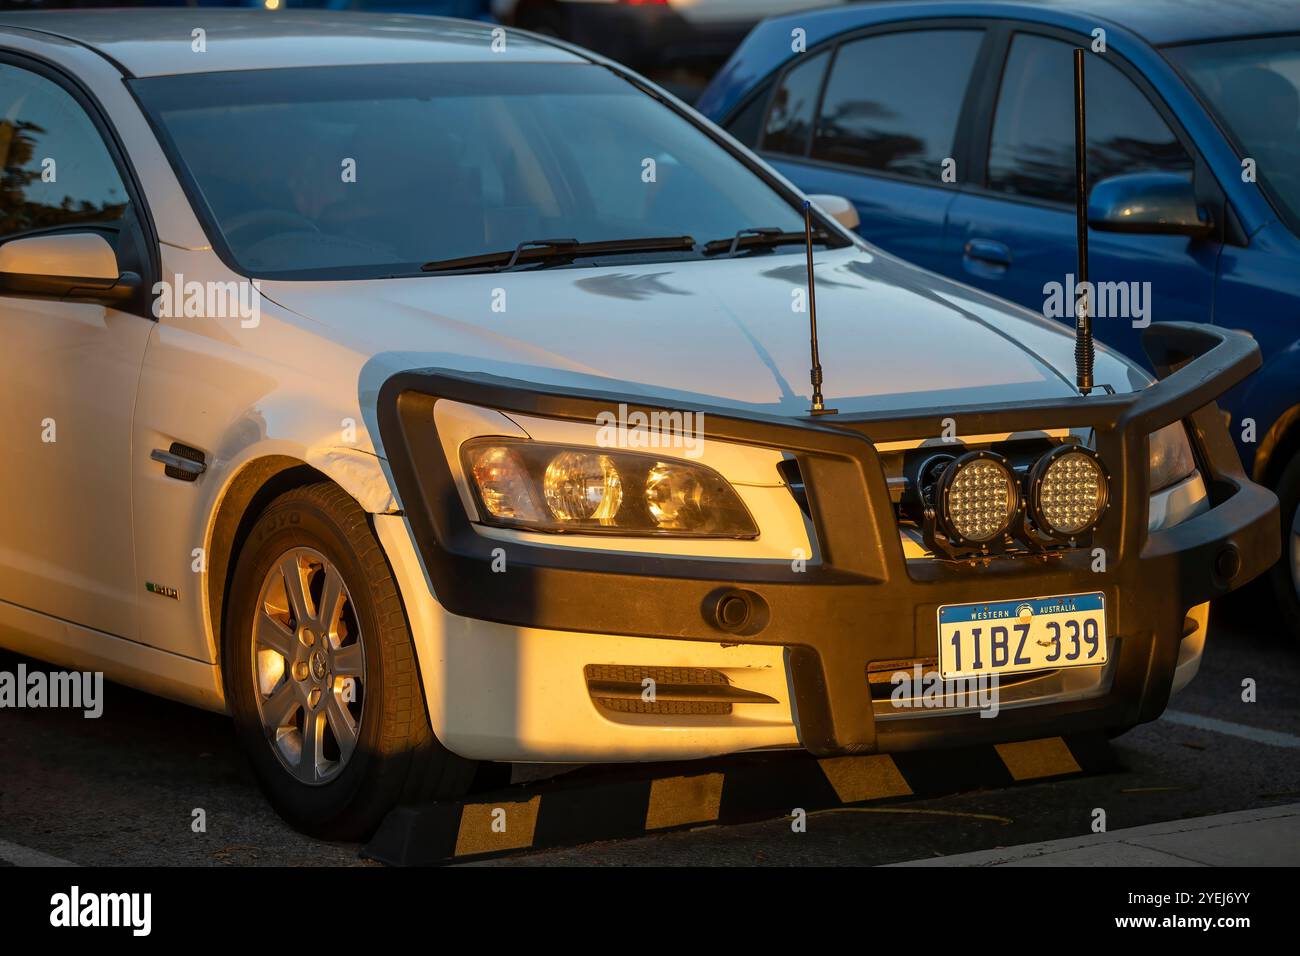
[
  {"left": 701, "top": 226, "right": 832, "bottom": 258},
  {"left": 420, "top": 236, "right": 697, "bottom": 274}
]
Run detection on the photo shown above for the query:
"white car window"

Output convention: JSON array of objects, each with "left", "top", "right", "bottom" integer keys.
[
  {"left": 0, "top": 63, "right": 129, "bottom": 239},
  {"left": 133, "top": 62, "right": 816, "bottom": 279}
]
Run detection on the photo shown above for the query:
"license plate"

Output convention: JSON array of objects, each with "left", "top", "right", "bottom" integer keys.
[{"left": 937, "top": 592, "right": 1107, "bottom": 680}]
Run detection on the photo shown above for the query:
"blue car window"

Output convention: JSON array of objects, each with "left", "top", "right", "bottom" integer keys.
[
  {"left": 723, "top": 79, "right": 773, "bottom": 149},
  {"left": 809, "top": 30, "right": 983, "bottom": 178},
  {"left": 761, "top": 50, "right": 830, "bottom": 156},
  {"left": 988, "top": 33, "right": 1192, "bottom": 204},
  {"left": 1167, "top": 35, "right": 1300, "bottom": 237}
]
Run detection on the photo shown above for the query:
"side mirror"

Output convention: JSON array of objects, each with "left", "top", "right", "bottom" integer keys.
[
  {"left": 0, "top": 232, "right": 140, "bottom": 305},
  {"left": 1088, "top": 172, "right": 1213, "bottom": 239},
  {"left": 807, "top": 193, "right": 860, "bottom": 231}
]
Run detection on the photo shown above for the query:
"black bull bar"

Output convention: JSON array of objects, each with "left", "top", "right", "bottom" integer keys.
[{"left": 377, "top": 323, "right": 1280, "bottom": 755}]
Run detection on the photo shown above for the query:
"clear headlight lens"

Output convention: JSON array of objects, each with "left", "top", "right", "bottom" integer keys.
[
  {"left": 467, "top": 444, "right": 545, "bottom": 524},
  {"left": 1148, "top": 422, "right": 1196, "bottom": 492},
  {"left": 461, "top": 439, "right": 758, "bottom": 538},
  {"left": 543, "top": 451, "right": 622, "bottom": 523}
]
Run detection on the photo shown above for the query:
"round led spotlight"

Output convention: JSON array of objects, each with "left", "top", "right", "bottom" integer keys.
[
  {"left": 1028, "top": 445, "right": 1109, "bottom": 539},
  {"left": 936, "top": 451, "right": 1018, "bottom": 547}
]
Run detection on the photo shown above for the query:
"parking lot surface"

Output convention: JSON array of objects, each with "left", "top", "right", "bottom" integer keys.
[{"left": 1, "top": 593, "right": 1296, "bottom": 867}]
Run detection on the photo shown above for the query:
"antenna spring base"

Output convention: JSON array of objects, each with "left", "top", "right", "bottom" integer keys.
[{"left": 1075, "top": 333, "right": 1095, "bottom": 394}]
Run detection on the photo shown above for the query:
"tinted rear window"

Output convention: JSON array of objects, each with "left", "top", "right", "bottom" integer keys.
[
  {"left": 811, "top": 30, "right": 982, "bottom": 178},
  {"left": 761, "top": 50, "right": 830, "bottom": 156}
]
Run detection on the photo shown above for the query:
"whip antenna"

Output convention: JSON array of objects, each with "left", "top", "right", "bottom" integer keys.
[
  {"left": 1073, "top": 48, "right": 1095, "bottom": 396},
  {"left": 803, "top": 200, "right": 835, "bottom": 415}
]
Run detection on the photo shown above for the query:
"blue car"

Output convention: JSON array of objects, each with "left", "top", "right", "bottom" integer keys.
[{"left": 700, "top": 0, "right": 1300, "bottom": 638}]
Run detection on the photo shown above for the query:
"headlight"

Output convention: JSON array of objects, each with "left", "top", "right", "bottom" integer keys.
[
  {"left": 544, "top": 451, "right": 623, "bottom": 522},
  {"left": 1148, "top": 422, "right": 1196, "bottom": 492},
  {"left": 461, "top": 438, "right": 759, "bottom": 538}
]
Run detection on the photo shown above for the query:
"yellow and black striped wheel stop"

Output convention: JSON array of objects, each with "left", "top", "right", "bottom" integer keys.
[{"left": 363, "top": 733, "right": 1115, "bottom": 866}]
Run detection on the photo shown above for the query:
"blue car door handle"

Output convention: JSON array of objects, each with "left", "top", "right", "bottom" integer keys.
[{"left": 963, "top": 238, "right": 1012, "bottom": 267}]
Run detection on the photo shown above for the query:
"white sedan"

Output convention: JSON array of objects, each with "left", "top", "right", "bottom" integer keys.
[{"left": 0, "top": 9, "right": 1277, "bottom": 837}]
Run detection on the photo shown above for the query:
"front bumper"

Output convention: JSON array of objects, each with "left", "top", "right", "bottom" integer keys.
[{"left": 377, "top": 323, "right": 1279, "bottom": 756}]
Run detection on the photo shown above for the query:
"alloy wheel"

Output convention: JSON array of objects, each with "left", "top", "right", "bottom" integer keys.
[{"left": 251, "top": 547, "right": 366, "bottom": 785}]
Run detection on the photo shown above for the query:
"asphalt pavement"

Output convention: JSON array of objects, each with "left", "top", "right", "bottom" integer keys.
[{"left": 1, "top": 589, "right": 1296, "bottom": 867}]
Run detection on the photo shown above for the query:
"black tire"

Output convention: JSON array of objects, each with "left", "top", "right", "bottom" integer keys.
[
  {"left": 223, "top": 482, "right": 476, "bottom": 839},
  {"left": 1267, "top": 454, "right": 1300, "bottom": 642}
]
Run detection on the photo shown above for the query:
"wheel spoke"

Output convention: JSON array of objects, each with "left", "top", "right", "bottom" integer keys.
[
  {"left": 261, "top": 681, "right": 299, "bottom": 731},
  {"left": 318, "top": 566, "right": 344, "bottom": 636},
  {"left": 326, "top": 695, "right": 359, "bottom": 763},
  {"left": 279, "top": 555, "right": 311, "bottom": 627},
  {"left": 332, "top": 643, "right": 364, "bottom": 678},
  {"left": 300, "top": 710, "right": 324, "bottom": 783},
  {"left": 255, "top": 610, "right": 297, "bottom": 661}
]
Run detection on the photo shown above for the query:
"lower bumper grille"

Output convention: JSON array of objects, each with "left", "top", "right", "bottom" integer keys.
[{"left": 584, "top": 664, "right": 777, "bottom": 716}]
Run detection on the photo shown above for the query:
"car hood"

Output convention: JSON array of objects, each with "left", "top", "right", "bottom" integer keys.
[{"left": 260, "top": 244, "right": 1149, "bottom": 417}]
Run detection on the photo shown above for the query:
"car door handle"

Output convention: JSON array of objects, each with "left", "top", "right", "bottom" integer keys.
[{"left": 963, "top": 238, "right": 1012, "bottom": 267}]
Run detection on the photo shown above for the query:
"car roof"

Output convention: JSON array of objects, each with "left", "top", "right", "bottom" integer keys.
[
  {"left": 1040, "top": 0, "right": 1300, "bottom": 45},
  {"left": 1014, "top": 0, "right": 1300, "bottom": 46},
  {"left": 0, "top": 9, "right": 586, "bottom": 77},
  {"left": 763, "top": 0, "right": 1300, "bottom": 47}
]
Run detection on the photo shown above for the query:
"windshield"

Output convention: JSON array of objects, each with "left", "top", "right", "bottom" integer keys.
[
  {"left": 1166, "top": 35, "right": 1300, "bottom": 233},
  {"left": 131, "top": 62, "right": 818, "bottom": 279}
]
